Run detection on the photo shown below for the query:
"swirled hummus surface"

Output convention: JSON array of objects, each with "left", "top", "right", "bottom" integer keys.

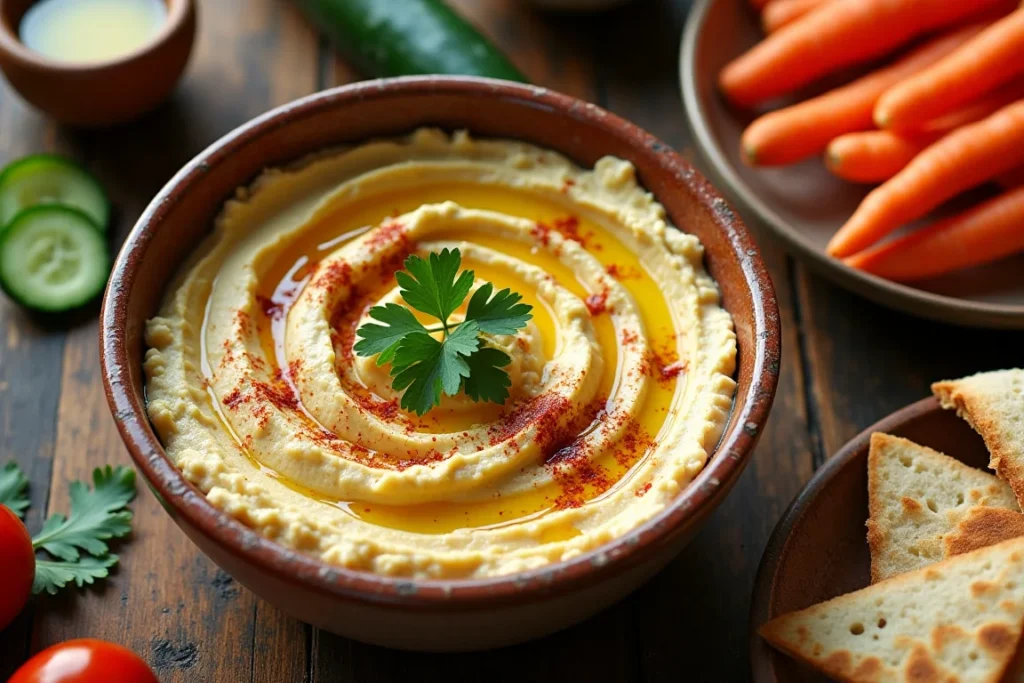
[{"left": 144, "top": 129, "right": 737, "bottom": 578}]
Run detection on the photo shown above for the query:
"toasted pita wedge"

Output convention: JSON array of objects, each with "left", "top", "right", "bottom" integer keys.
[
  {"left": 946, "top": 507, "right": 1024, "bottom": 559},
  {"left": 867, "top": 433, "right": 1020, "bottom": 583},
  {"left": 934, "top": 370, "right": 1024, "bottom": 508},
  {"left": 760, "top": 537, "right": 1024, "bottom": 683}
]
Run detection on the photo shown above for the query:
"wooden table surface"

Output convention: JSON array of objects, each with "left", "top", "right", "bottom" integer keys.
[{"left": 2, "top": 1, "right": 1023, "bottom": 681}]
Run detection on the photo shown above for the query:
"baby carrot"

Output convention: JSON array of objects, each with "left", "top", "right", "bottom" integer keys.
[
  {"left": 762, "top": 0, "right": 830, "bottom": 33},
  {"left": 827, "top": 99, "right": 1024, "bottom": 258},
  {"left": 923, "top": 78, "right": 1024, "bottom": 131},
  {"left": 826, "top": 78, "right": 1024, "bottom": 181},
  {"left": 719, "top": 0, "right": 1011, "bottom": 107},
  {"left": 997, "top": 166, "right": 1024, "bottom": 189},
  {"left": 826, "top": 131, "right": 935, "bottom": 183},
  {"left": 845, "top": 185, "right": 1024, "bottom": 281},
  {"left": 874, "top": 8, "right": 1024, "bottom": 129},
  {"left": 740, "top": 25, "right": 985, "bottom": 166}
]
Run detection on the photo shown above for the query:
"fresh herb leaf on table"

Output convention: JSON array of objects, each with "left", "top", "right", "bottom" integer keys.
[
  {"left": 33, "top": 555, "right": 119, "bottom": 596},
  {"left": 0, "top": 461, "right": 137, "bottom": 595},
  {"left": 33, "top": 465, "right": 136, "bottom": 562},
  {"left": 0, "top": 460, "right": 30, "bottom": 518},
  {"left": 354, "top": 248, "right": 533, "bottom": 415}
]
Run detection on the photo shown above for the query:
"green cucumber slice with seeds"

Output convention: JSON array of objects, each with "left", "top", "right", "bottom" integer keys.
[
  {"left": 0, "top": 206, "right": 110, "bottom": 312},
  {"left": 0, "top": 155, "right": 110, "bottom": 231}
]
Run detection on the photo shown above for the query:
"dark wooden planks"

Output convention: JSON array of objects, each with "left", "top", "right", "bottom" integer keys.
[
  {"left": 0, "top": 84, "right": 70, "bottom": 683},
  {"left": 451, "top": 0, "right": 598, "bottom": 95},
  {"left": 13, "top": 2, "right": 317, "bottom": 682},
  {"left": 797, "top": 269, "right": 1024, "bottom": 461}
]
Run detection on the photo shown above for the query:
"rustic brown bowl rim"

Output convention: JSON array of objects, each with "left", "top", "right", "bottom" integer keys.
[
  {"left": 0, "top": 0, "right": 192, "bottom": 72},
  {"left": 679, "top": 0, "right": 1024, "bottom": 329},
  {"left": 100, "top": 75, "right": 781, "bottom": 610},
  {"left": 748, "top": 396, "right": 941, "bottom": 681}
]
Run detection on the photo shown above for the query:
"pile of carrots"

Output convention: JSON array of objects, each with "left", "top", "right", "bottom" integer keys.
[{"left": 720, "top": 0, "right": 1024, "bottom": 284}]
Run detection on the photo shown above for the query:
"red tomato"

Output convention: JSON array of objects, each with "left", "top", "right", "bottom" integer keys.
[
  {"left": 9, "top": 639, "right": 158, "bottom": 683},
  {"left": 0, "top": 504, "right": 34, "bottom": 631}
]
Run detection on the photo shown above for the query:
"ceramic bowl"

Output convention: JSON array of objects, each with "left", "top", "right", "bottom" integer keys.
[
  {"left": 680, "top": 0, "right": 1024, "bottom": 328},
  {"left": 100, "top": 76, "right": 781, "bottom": 651},
  {"left": 749, "top": 398, "right": 989, "bottom": 681},
  {"left": 0, "top": 0, "right": 195, "bottom": 127}
]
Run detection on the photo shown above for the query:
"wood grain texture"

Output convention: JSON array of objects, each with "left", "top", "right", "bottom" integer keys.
[
  {"left": 0, "top": 83, "right": 68, "bottom": 683},
  {"left": 796, "top": 269, "right": 1024, "bottom": 461}
]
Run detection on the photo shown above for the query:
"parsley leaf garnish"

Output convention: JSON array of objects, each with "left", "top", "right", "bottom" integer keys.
[
  {"left": 353, "top": 303, "right": 429, "bottom": 366},
  {"left": 0, "top": 461, "right": 30, "bottom": 518},
  {"left": 395, "top": 249, "right": 476, "bottom": 326},
  {"left": 33, "top": 555, "right": 119, "bottom": 596},
  {"left": 463, "top": 347, "right": 513, "bottom": 404},
  {"left": 2, "top": 462, "right": 138, "bottom": 596},
  {"left": 32, "top": 465, "right": 136, "bottom": 563},
  {"left": 391, "top": 321, "right": 480, "bottom": 415},
  {"left": 465, "top": 283, "right": 534, "bottom": 335},
  {"left": 30, "top": 466, "right": 136, "bottom": 596},
  {"left": 354, "top": 248, "right": 533, "bottom": 415}
]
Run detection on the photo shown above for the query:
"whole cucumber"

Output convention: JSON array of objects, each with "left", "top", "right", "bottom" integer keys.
[{"left": 297, "top": 0, "right": 528, "bottom": 82}]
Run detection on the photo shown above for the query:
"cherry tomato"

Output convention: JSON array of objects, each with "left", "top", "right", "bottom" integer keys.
[
  {"left": 9, "top": 639, "right": 158, "bottom": 683},
  {"left": 0, "top": 504, "right": 34, "bottom": 631}
]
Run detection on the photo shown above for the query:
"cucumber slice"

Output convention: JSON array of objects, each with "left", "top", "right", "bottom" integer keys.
[
  {"left": 0, "top": 206, "right": 110, "bottom": 312},
  {"left": 0, "top": 155, "right": 110, "bottom": 231}
]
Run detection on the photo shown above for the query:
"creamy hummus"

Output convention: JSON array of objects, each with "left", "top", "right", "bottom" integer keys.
[{"left": 144, "top": 129, "right": 737, "bottom": 578}]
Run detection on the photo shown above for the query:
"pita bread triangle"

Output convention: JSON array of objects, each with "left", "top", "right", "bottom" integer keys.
[
  {"left": 934, "top": 370, "right": 1024, "bottom": 509},
  {"left": 867, "top": 433, "right": 1021, "bottom": 583},
  {"left": 946, "top": 506, "right": 1024, "bottom": 559},
  {"left": 760, "top": 536, "right": 1024, "bottom": 683}
]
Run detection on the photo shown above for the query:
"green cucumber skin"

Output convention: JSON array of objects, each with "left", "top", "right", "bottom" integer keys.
[
  {"left": 0, "top": 154, "right": 111, "bottom": 231},
  {"left": 298, "top": 0, "right": 527, "bottom": 82},
  {"left": 0, "top": 205, "right": 109, "bottom": 313}
]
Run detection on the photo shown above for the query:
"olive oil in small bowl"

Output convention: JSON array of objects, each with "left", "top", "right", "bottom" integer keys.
[
  {"left": 0, "top": 0, "right": 196, "bottom": 127},
  {"left": 20, "top": 0, "right": 168, "bottom": 64}
]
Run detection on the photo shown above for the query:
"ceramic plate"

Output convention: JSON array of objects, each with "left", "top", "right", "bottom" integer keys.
[
  {"left": 748, "top": 397, "right": 993, "bottom": 681},
  {"left": 679, "top": 0, "right": 1024, "bottom": 329}
]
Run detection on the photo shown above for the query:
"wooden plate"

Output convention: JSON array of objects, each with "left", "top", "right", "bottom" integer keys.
[
  {"left": 749, "top": 397, "right": 993, "bottom": 681},
  {"left": 679, "top": 0, "right": 1024, "bottom": 329}
]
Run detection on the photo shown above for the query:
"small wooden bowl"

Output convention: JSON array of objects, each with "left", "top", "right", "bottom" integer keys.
[
  {"left": 0, "top": 0, "right": 195, "bottom": 127},
  {"left": 750, "top": 397, "right": 991, "bottom": 682},
  {"left": 100, "top": 77, "right": 781, "bottom": 651}
]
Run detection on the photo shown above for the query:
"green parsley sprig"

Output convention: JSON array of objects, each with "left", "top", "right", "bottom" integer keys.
[
  {"left": 0, "top": 461, "right": 29, "bottom": 518},
  {"left": 0, "top": 461, "right": 136, "bottom": 595},
  {"left": 354, "top": 248, "right": 533, "bottom": 415}
]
